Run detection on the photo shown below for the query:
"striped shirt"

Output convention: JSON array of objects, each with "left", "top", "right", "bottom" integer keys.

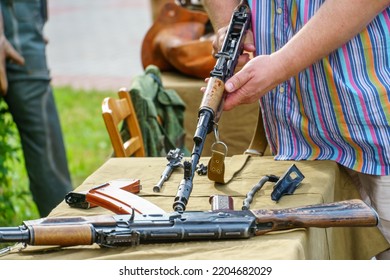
[{"left": 248, "top": 0, "right": 390, "bottom": 175}]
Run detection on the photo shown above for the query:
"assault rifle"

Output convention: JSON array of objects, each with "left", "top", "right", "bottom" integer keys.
[
  {"left": 0, "top": 199, "right": 378, "bottom": 248},
  {"left": 173, "top": 0, "right": 251, "bottom": 212}
]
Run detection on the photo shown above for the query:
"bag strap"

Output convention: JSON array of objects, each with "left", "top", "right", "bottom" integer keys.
[
  {"left": 244, "top": 103, "right": 268, "bottom": 156},
  {"left": 207, "top": 103, "right": 268, "bottom": 184},
  {"left": 208, "top": 154, "right": 250, "bottom": 184}
]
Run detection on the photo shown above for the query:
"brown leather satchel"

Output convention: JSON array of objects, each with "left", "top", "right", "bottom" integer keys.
[{"left": 141, "top": 2, "right": 215, "bottom": 79}]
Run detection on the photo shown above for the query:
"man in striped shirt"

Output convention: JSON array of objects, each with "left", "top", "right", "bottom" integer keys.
[{"left": 203, "top": 0, "right": 390, "bottom": 259}]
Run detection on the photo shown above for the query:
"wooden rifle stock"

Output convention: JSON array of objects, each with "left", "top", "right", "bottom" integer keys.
[{"left": 252, "top": 199, "right": 378, "bottom": 235}]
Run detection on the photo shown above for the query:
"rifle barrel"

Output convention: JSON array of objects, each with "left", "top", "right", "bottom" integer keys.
[
  {"left": 153, "top": 166, "right": 172, "bottom": 192},
  {"left": 0, "top": 227, "right": 30, "bottom": 243}
]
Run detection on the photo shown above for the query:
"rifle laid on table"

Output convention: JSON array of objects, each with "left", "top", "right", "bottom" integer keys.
[
  {"left": 0, "top": 199, "right": 378, "bottom": 249},
  {"left": 153, "top": 148, "right": 184, "bottom": 193}
]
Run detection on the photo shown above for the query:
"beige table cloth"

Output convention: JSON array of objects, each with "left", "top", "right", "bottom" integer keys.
[
  {"left": 1, "top": 156, "right": 388, "bottom": 260},
  {"left": 161, "top": 72, "right": 260, "bottom": 156}
]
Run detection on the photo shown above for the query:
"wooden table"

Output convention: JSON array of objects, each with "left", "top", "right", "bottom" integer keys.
[{"left": 1, "top": 156, "right": 388, "bottom": 260}]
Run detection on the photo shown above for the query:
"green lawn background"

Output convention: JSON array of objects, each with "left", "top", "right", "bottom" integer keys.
[{"left": 8, "top": 86, "right": 116, "bottom": 223}]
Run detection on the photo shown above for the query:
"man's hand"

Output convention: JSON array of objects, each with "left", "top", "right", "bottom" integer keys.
[
  {"left": 203, "top": 0, "right": 254, "bottom": 70},
  {"left": 223, "top": 53, "right": 286, "bottom": 111},
  {"left": 0, "top": 34, "right": 25, "bottom": 95}
]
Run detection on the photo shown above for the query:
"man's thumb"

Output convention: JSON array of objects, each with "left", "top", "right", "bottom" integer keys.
[
  {"left": 225, "top": 71, "right": 246, "bottom": 93},
  {"left": 225, "top": 80, "right": 235, "bottom": 92}
]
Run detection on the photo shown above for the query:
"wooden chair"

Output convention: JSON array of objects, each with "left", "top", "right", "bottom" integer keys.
[{"left": 102, "top": 88, "right": 146, "bottom": 157}]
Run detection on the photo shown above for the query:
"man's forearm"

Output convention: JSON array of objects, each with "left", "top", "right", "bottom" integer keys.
[
  {"left": 202, "top": 0, "right": 240, "bottom": 31},
  {"left": 274, "top": 0, "right": 390, "bottom": 81}
]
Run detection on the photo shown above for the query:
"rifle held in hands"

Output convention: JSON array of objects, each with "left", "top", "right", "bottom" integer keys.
[
  {"left": 0, "top": 199, "right": 378, "bottom": 248},
  {"left": 173, "top": 0, "right": 251, "bottom": 212}
]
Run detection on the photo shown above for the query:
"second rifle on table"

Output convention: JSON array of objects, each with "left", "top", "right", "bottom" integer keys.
[{"left": 153, "top": 148, "right": 184, "bottom": 193}]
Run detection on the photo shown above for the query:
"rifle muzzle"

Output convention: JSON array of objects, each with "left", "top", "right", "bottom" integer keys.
[{"left": 0, "top": 226, "right": 30, "bottom": 244}]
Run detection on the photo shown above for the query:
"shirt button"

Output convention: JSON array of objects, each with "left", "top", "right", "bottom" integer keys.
[
  {"left": 279, "top": 86, "right": 285, "bottom": 93},
  {"left": 276, "top": 7, "right": 283, "bottom": 14}
]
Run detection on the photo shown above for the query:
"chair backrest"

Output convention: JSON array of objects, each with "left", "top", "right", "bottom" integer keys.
[{"left": 102, "top": 88, "right": 146, "bottom": 157}]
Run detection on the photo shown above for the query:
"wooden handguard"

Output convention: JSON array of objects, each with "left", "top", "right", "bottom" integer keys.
[
  {"left": 199, "top": 77, "right": 225, "bottom": 121},
  {"left": 24, "top": 215, "right": 118, "bottom": 246},
  {"left": 29, "top": 224, "right": 94, "bottom": 246}
]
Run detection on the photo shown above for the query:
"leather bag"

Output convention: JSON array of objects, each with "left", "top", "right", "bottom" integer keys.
[{"left": 141, "top": 2, "right": 215, "bottom": 79}]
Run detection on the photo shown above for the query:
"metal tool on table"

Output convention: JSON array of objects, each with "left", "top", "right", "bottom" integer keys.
[
  {"left": 209, "top": 195, "right": 234, "bottom": 211},
  {"left": 242, "top": 175, "right": 279, "bottom": 210},
  {"left": 242, "top": 164, "right": 305, "bottom": 210},
  {"left": 153, "top": 148, "right": 184, "bottom": 192},
  {"left": 271, "top": 164, "right": 305, "bottom": 202}
]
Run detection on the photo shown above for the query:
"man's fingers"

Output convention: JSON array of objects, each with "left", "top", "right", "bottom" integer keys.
[
  {"left": 244, "top": 30, "right": 255, "bottom": 50},
  {"left": 0, "top": 39, "right": 24, "bottom": 95},
  {"left": 5, "top": 40, "right": 24, "bottom": 65},
  {"left": 0, "top": 62, "right": 8, "bottom": 95},
  {"left": 225, "top": 68, "right": 250, "bottom": 93},
  {"left": 212, "top": 26, "right": 228, "bottom": 56},
  {"left": 223, "top": 65, "right": 256, "bottom": 110}
]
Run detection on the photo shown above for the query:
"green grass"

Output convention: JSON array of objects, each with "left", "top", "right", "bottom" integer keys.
[
  {"left": 6, "top": 86, "right": 117, "bottom": 222},
  {"left": 0, "top": 86, "right": 116, "bottom": 251},
  {"left": 54, "top": 86, "right": 116, "bottom": 187}
]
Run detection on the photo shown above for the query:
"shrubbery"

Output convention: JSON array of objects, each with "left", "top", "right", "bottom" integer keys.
[{"left": 0, "top": 99, "right": 38, "bottom": 226}]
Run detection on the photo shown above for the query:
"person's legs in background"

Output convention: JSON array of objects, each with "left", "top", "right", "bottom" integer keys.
[
  {"left": 4, "top": 80, "right": 72, "bottom": 216},
  {"left": 1, "top": 0, "right": 72, "bottom": 217}
]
